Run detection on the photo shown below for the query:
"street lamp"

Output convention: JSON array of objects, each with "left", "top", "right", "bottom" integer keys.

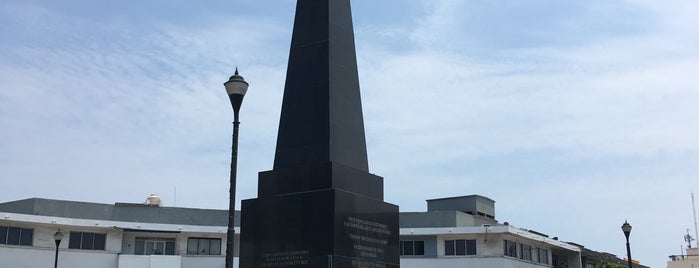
[
  {"left": 223, "top": 68, "right": 249, "bottom": 268},
  {"left": 621, "top": 220, "right": 633, "bottom": 268},
  {"left": 53, "top": 229, "right": 63, "bottom": 268}
]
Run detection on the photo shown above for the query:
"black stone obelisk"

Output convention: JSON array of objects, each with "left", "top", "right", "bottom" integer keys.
[{"left": 239, "top": 0, "right": 399, "bottom": 267}]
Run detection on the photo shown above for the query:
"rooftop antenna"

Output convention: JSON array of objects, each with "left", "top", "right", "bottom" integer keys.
[
  {"left": 685, "top": 229, "right": 694, "bottom": 249},
  {"left": 692, "top": 192, "right": 698, "bottom": 248}
]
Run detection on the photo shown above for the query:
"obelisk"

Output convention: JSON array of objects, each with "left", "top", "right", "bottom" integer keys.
[{"left": 239, "top": 0, "right": 400, "bottom": 267}]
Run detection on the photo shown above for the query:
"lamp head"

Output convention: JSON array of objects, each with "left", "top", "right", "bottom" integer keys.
[
  {"left": 53, "top": 229, "right": 64, "bottom": 241},
  {"left": 621, "top": 220, "right": 632, "bottom": 239},
  {"left": 224, "top": 68, "right": 249, "bottom": 113}
]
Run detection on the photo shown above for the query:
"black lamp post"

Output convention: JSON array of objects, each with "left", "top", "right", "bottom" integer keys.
[
  {"left": 224, "top": 68, "right": 249, "bottom": 268},
  {"left": 621, "top": 220, "right": 633, "bottom": 268},
  {"left": 53, "top": 229, "right": 63, "bottom": 268}
]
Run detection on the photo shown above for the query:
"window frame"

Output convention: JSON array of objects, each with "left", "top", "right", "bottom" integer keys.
[
  {"left": 521, "top": 244, "right": 533, "bottom": 261},
  {"left": 414, "top": 240, "right": 425, "bottom": 256},
  {"left": 68, "top": 231, "right": 106, "bottom": 250},
  {"left": 445, "top": 239, "right": 477, "bottom": 256},
  {"left": 0, "top": 226, "right": 6, "bottom": 245},
  {"left": 0, "top": 226, "right": 33, "bottom": 246},
  {"left": 400, "top": 240, "right": 424, "bottom": 256},
  {"left": 186, "top": 237, "right": 222, "bottom": 255},
  {"left": 134, "top": 237, "right": 177, "bottom": 255},
  {"left": 537, "top": 248, "right": 549, "bottom": 264},
  {"left": 504, "top": 239, "right": 518, "bottom": 258},
  {"left": 401, "top": 240, "right": 414, "bottom": 255}
]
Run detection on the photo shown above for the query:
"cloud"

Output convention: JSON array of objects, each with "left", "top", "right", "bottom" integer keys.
[
  {"left": 0, "top": 1, "right": 290, "bottom": 206},
  {"left": 354, "top": 3, "right": 698, "bottom": 267},
  {"left": 1, "top": 1, "right": 697, "bottom": 267}
]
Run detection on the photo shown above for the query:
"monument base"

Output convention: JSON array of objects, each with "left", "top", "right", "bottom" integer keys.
[{"left": 240, "top": 189, "right": 399, "bottom": 268}]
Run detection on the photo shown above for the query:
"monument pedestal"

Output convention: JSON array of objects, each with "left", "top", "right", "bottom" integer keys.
[{"left": 241, "top": 188, "right": 399, "bottom": 268}]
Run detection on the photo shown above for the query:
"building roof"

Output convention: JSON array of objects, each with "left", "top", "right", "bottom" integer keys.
[{"left": 0, "top": 198, "right": 234, "bottom": 227}]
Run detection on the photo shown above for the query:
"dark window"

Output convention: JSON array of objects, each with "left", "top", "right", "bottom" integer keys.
[
  {"left": 466, "top": 240, "right": 476, "bottom": 255},
  {"left": 538, "top": 248, "right": 549, "bottom": 264},
  {"left": 7, "top": 227, "right": 20, "bottom": 245},
  {"left": 68, "top": 233, "right": 82, "bottom": 249},
  {"left": 135, "top": 237, "right": 177, "bottom": 255},
  {"left": 455, "top": 240, "right": 465, "bottom": 255},
  {"left": 401, "top": 241, "right": 414, "bottom": 255},
  {"left": 445, "top": 240, "right": 455, "bottom": 255},
  {"left": 19, "top": 229, "right": 32, "bottom": 246},
  {"left": 504, "top": 240, "right": 517, "bottom": 257},
  {"left": 166, "top": 241, "right": 176, "bottom": 255},
  {"left": 187, "top": 238, "right": 222, "bottom": 255},
  {"left": 82, "top": 233, "right": 94, "bottom": 249},
  {"left": 135, "top": 238, "right": 145, "bottom": 255},
  {"left": 415, "top": 241, "right": 425, "bottom": 255},
  {"left": 0, "top": 226, "right": 6, "bottom": 245},
  {"left": 521, "top": 244, "right": 532, "bottom": 261},
  {"left": 400, "top": 240, "right": 425, "bottom": 256},
  {"left": 445, "top": 239, "right": 476, "bottom": 256},
  {"left": 93, "top": 234, "right": 106, "bottom": 250},
  {"left": 0, "top": 227, "right": 32, "bottom": 246},
  {"left": 69, "top": 232, "right": 106, "bottom": 250},
  {"left": 210, "top": 239, "right": 221, "bottom": 255}
]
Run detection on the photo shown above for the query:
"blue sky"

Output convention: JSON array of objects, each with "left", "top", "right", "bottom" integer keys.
[{"left": 1, "top": 1, "right": 698, "bottom": 267}]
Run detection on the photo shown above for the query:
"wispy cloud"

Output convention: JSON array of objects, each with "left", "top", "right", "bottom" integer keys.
[
  {"left": 353, "top": 1, "right": 698, "bottom": 266},
  {"left": 1, "top": 1, "right": 697, "bottom": 267}
]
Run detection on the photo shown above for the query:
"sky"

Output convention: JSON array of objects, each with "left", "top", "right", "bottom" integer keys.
[{"left": 1, "top": 0, "right": 698, "bottom": 267}]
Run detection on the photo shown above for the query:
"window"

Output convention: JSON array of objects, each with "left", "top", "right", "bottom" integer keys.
[
  {"left": 520, "top": 244, "right": 532, "bottom": 261},
  {"left": 586, "top": 263, "right": 596, "bottom": 268},
  {"left": 445, "top": 239, "right": 476, "bottom": 256},
  {"left": 537, "top": 248, "right": 549, "bottom": 264},
  {"left": 504, "top": 240, "right": 517, "bottom": 257},
  {"left": 68, "top": 232, "right": 106, "bottom": 250},
  {"left": 400, "top": 240, "right": 424, "bottom": 256},
  {"left": 135, "top": 237, "right": 176, "bottom": 255},
  {"left": 187, "top": 238, "right": 221, "bottom": 255},
  {"left": 0, "top": 226, "right": 33, "bottom": 246}
]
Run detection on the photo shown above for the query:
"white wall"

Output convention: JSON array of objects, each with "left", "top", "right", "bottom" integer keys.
[
  {"left": 667, "top": 259, "right": 699, "bottom": 268},
  {"left": 0, "top": 246, "right": 118, "bottom": 268},
  {"left": 181, "top": 255, "right": 227, "bottom": 268},
  {"left": 118, "top": 255, "right": 182, "bottom": 268},
  {"left": 401, "top": 256, "right": 554, "bottom": 268}
]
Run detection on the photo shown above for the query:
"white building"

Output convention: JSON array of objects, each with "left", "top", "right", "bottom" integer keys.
[
  {"left": 0, "top": 195, "right": 235, "bottom": 268},
  {"left": 667, "top": 247, "right": 699, "bottom": 268},
  {"left": 399, "top": 195, "right": 583, "bottom": 268},
  {"left": 1, "top": 195, "right": 641, "bottom": 268}
]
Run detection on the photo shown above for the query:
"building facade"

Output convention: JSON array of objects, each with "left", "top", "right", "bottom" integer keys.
[
  {"left": 399, "top": 195, "right": 582, "bottom": 268},
  {"left": 0, "top": 196, "right": 235, "bottom": 268},
  {"left": 1, "top": 195, "right": 643, "bottom": 268},
  {"left": 667, "top": 247, "right": 699, "bottom": 268}
]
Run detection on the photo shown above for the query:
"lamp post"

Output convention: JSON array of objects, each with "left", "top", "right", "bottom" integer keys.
[
  {"left": 621, "top": 220, "right": 633, "bottom": 268},
  {"left": 224, "top": 68, "right": 249, "bottom": 268},
  {"left": 53, "top": 229, "right": 63, "bottom": 268}
]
